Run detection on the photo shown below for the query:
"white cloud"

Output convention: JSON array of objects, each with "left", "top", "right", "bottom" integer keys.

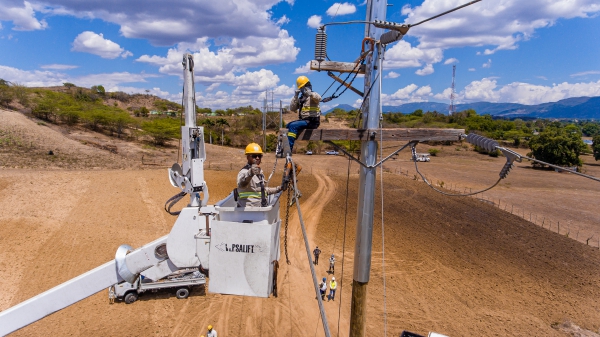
[
  {"left": 326, "top": 3, "right": 357, "bottom": 16},
  {"left": 468, "top": 68, "right": 476, "bottom": 72},
  {"left": 459, "top": 78, "right": 600, "bottom": 105},
  {"left": 307, "top": 15, "right": 322, "bottom": 28},
  {"left": 40, "top": 0, "right": 288, "bottom": 46},
  {"left": 137, "top": 30, "right": 298, "bottom": 80},
  {"left": 294, "top": 61, "right": 314, "bottom": 74},
  {"left": 444, "top": 58, "right": 459, "bottom": 65},
  {"left": 40, "top": 64, "right": 79, "bottom": 70},
  {"left": 415, "top": 64, "right": 434, "bottom": 76},
  {"left": 571, "top": 70, "right": 600, "bottom": 77},
  {"left": 536, "top": 76, "right": 548, "bottom": 80},
  {"left": 276, "top": 15, "right": 290, "bottom": 26},
  {"left": 0, "top": 64, "right": 157, "bottom": 88},
  {"left": 401, "top": 0, "right": 600, "bottom": 53},
  {"left": 385, "top": 71, "right": 400, "bottom": 79},
  {"left": 71, "top": 31, "right": 132, "bottom": 59},
  {"left": 380, "top": 83, "right": 433, "bottom": 105},
  {"left": 384, "top": 40, "right": 443, "bottom": 69},
  {"left": 482, "top": 59, "right": 492, "bottom": 68},
  {"left": 0, "top": 1, "right": 47, "bottom": 31},
  {"left": 197, "top": 83, "right": 295, "bottom": 109}
]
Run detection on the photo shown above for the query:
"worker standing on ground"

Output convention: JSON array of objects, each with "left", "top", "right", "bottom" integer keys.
[
  {"left": 207, "top": 325, "right": 217, "bottom": 337},
  {"left": 328, "top": 254, "right": 335, "bottom": 274},
  {"left": 313, "top": 246, "right": 321, "bottom": 265},
  {"left": 329, "top": 277, "right": 337, "bottom": 301},
  {"left": 319, "top": 277, "right": 328, "bottom": 301},
  {"left": 286, "top": 76, "right": 321, "bottom": 153},
  {"left": 236, "top": 143, "right": 283, "bottom": 207}
]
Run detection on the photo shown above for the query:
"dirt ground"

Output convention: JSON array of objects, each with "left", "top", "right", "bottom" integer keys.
[{"left": 2, "top": 108, "right": 600, "bottom": 336}]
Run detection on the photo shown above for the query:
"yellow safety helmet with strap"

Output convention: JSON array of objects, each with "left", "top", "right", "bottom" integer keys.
[
  {"left": 245, "top": 142, "right": 263, "bottom": 155},
  {"left": 208, "top": 325, "right": 213, "bottom": 330},
  {"left": 296, "top": 75, "right": 310, "bottom": 89}
]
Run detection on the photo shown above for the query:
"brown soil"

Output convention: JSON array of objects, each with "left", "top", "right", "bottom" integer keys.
[{"left": 2, "top": 109, "right": 600, "bottom": 336}]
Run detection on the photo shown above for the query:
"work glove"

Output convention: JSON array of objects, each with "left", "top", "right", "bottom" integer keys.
[
  {"left": 251, "top": 164, "right": 260, "bottom": 176},
  {"left": 294, "top": 90, "right": 300, "bottom": 98},
  {"left": 301, "top": 86, "right": 311, "bottom": 96}
]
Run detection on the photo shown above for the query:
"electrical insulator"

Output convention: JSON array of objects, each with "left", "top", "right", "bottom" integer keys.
[
  {"left": 466, "top": 134, "right": 498, "bottom": 153},
  {"left": 315, "top": 27, "right": 327, "bottom": 62},
  {"left": 499, "top": 161, "right": 513, "bottom": 179},
  {"left": 373, "top": 20, "right": 409, "bottom": 34},
  {"left": 380, "top": 30, "right": 403, "bottom": 45}
]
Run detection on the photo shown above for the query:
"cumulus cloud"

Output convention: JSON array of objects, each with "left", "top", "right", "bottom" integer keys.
[
  {"left": 444, "top": 58, "right": 459, "bottom": 65},
  {"left": 39, "top": 0, "right": 288, "bottom": 46},
  {"left": 40, "top": 64, "right": 79, "bottom": 70},
  {"left": 401, "top": 0, "right": 600, "bottom": 53},
  {"left": 380, "top": 83, "right": 433, "bottom": 105},
  {"left": 197, "top": 83, "right": 295, "bottom": 109},
  {"left": 468, "top": 68, "right": 476, "bottom": 71},
  {"left": 459, "top": 78, "right": 600, "bottom": 105},
  {"left": 415, "top": 64, "right": 434, "bottom": 76},
  {"left": 482, "top": 59, "right": 492, "bottom": 68},
  {"left": 137, "top": 29, "right": 298, "bottom": 80},
  {"left": 385, "top": 71, "right": 400, "bottom": 79},
  {"left": 0, "top": 1, "right": 47, "bottom": 31},
  {"left": 384, "top": 40, "right": 443, "bottom": 69},
  {"left": 294, "top": 61, "right": 314, "bottom": 74},
  {"left": 0, "top": 64, "right": 156, "bottom": 88},
  {"left": 276, "top": 15, "right": 290, "bottom": 26},
  {"left": 326, "top": 2, "right": 356, "bottom": 16},
  {"left": 307, "top": 15, "right": 322, "bottom": 28},
  {"left": 71, "top": 31, "right": 132, "bottom": 59}
]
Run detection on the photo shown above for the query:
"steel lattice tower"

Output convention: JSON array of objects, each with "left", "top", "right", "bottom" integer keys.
[{"left": 450, "top": 64, "right": 456, "bottom": 115}]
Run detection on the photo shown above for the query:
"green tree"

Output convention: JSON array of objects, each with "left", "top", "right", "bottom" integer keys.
[
  {"left": 91, "top": 85, "right": 106, "bottom": 96},
  {"left": 528, "top": 124, "right": 587, "bottom": 167},
  {"left": 63, "top": 82, "right": 76, "bottom": 89},
  {"left": 0, "top": 79, "right": 13, "bottom": 108},
  {"left": 215, "top": 118, "right": 230, "bottom": 146},
  {"left": 142, "top": 118, "right": 180, "bottom": 145},
  {"left": 32, "top": 95, "right": 59, "bottom": 121},
  {"left": 593, "top": 134, "right": 600, "bottom": 161}
]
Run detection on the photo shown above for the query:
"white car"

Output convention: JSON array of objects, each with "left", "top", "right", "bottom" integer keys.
[
  {"left": 413, "top": 154, "right": 430, "bottom": 162},
  {"left": 306, "top": 150, "right": 313, "bottom": 155},
  {"left": 325, "top": 150, "right": 339, "bottom": 155}
]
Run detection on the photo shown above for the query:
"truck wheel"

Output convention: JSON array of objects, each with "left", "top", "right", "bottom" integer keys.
[
  {"left": 124, "top": 292, "right": 138, "bottom": 304},
  {"left": 176, "top": 288, "right": 190, "bottom": 299}
]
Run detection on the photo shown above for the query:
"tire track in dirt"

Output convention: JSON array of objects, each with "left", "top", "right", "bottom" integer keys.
[{"left": 179, "top": 171, "right": 338, "bottom": 336}]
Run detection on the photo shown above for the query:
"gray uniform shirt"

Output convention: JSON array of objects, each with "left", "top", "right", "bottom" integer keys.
[{"left": 236, "top": 165, "right": 280, "bottom": 207}]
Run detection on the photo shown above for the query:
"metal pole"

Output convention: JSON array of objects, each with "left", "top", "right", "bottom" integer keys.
[
  {"left": 279, "top": 100, "right": 283, "bottom": 128},
  {"left": 349, "top": 1, "right": 387, "bottom": 336},
  {"left": 263, "top": 91, "right": 267, "bottom": 150}
]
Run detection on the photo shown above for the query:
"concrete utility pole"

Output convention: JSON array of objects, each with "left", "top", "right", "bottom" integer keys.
[{"left": 349, "top": 0, "right": 387, "bottom": 336}]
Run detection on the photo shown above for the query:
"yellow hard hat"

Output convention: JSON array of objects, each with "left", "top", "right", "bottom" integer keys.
[
  {"left": 245, "top": 142, "right": 263, "bottom": 155},
  {"left": 208, "top": 325, "right": 213, "bottom": 330},
  {"left": 296, "top": 76, "right": 309, "bottom": 89}
]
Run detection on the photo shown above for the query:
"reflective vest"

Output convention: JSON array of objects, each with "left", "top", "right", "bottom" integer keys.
[{"left": 330, "top": 281, "right": 337, "bottom": 290}]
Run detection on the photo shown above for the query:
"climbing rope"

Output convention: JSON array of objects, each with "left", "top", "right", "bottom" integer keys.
[{"left": 289, "top": 156, "right": 332, "bottom": 337}]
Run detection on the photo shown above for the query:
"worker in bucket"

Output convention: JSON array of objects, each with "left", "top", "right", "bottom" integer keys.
[
  {"left": 329, "top": 276, "right": 337, "bottom": 301},
  {"left": 286, "top": 75, "right": 322, "bottom": 154},
  {"left": 236, "top": 143, "right": 283, "bottom": 207},
  {"left": 206, "top": 325, "right": 217, "bottom": 337},
  {"left": 319, "top": 277, "right": 328, "bottom": 300},
  {"left": 328, "top": 253, "right": 335, "bottom": 274}
]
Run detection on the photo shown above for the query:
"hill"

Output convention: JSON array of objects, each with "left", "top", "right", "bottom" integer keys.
[
  {"left": 324, "top": 96, "right": 600, "bottom": 119},
  {"left": 2, "top": 107, "right": 600, "bottom": 335}
]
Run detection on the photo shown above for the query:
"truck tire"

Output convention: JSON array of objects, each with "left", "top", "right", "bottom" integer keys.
[
  {"left": 176, "top": 288, "right": 190, "bottom": 299},
  {"left": 124, "top": 292, "right": 138, "bottom": 304}
]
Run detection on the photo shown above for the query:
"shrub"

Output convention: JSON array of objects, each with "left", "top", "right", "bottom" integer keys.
[
  {"left": 428, "top": 148, "right": 440, "bottom": 156},
  {"left": 142, "top": 118, "right": 180, "bottom": 146}
]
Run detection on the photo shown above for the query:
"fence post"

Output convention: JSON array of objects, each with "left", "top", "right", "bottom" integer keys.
[
  {"left": 557, "top": 221, "right": 560, "bottom": 234},
  {"left": 511, "top": 205, "right": 513, "bottom": 214}
]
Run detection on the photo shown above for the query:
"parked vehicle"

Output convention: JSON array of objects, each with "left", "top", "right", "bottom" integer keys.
[
  {"left": 306, "top": 150, "right": 313, "bottom": 155},
  {"left": 110, "top": 269, "right": 206, "bottom": 304},
  {"left": 325, "top": 150, "right": 339, "bottom": 155},
  {"left": 413, "top": 153, "right": 430, "bottom": 162}
]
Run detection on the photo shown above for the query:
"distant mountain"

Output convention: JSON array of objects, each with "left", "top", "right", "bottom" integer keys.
[
  {"left": 323, "top": 97, "right": 600, "bottom": 119},
  {"left": 323, "top": 104, "right": 355, "bottom": 114}
]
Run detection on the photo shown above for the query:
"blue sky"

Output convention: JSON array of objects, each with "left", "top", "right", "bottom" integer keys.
[{"left": 1, "top": 0, "right": 599, "bottom": 111}]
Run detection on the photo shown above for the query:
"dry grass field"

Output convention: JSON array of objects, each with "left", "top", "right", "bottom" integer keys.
[{"left": 2, "top": 108, "right": 600, "bottom": 336}]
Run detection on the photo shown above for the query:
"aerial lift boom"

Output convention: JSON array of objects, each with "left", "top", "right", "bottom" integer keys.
[{"left": 0, "top": 53, "right": 282, "bottom": 336}]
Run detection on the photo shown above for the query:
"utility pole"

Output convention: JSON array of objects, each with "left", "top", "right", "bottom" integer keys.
[
  {"left": 263, "top": 91, "right": 267, "bottom": 150},
  {"left": 350, "top": 0, "right": 387, "bottom": 336},
  {"left": 449, "top": 64, "right": 456, "bottom": 115}
]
